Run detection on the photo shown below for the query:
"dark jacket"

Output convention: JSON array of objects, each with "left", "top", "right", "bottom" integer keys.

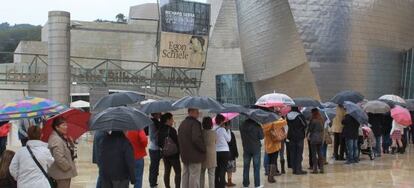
[
  {"left": 92, "top": 131, "right": 105, "bottom": 164},
  {"left": 368, "top": 113, "right": 384, "bottom": 137},
  {"left": 307, "top": 119, "right": 324, "bottom": 144},
  {"left": 382, "top": 114, "right": 393, "bottom": 135},
  {"left": 239, "top": 119, "right": 264, "bottom": 154},
  {"left": 178, "top": 116, "right": 206, "bottom": 164},
  {"left": 99, "top": 131, "right": 136, "bottom": 184},
  {"left": 158, "top": 124, "right": 180, "bottom": 159},
  {"left": 341, "top": 114, "right": 360, "bottom": 139},
  {"left": 228, "top": 131, "right": 239, "bottom": 160},
  {"left": 287, "top": 111, "right": 307, "bottom": 142}
]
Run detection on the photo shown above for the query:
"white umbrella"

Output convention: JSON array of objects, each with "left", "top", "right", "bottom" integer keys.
[
  {"left": 379, "top": 94, "right": 406, "bottom": 104},
  {"left": 255, "top": 93, "right": 295, "bottom": 107},
  {"left": 70, "top": 100, "right": 90, "bottom": 108}
]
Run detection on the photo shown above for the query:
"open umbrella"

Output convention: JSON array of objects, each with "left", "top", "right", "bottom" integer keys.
[
  {"left": 140, "top": 100, "right": 178, "bottom": 114},
  {"left": 379, "top": 95, "right": 406, "bottom": 108},
  {"left": 209, "top": 103, "right": 249, "bottom": 114},
  {"left": 0, "top": 97, "right": 66, "bottom": 121},
  {"left": 213, "top": 112, "right": 240, "bottom": 124},
  {"left": 390, "top": 105, "right": 412, "bottom": 126},
  {"left": 41, "top": 109, "right": 91, "bottom": 142},
  {"left": 343, "top": 101, "right": 368, "bottom": 124},
  {"left": 293, "top": 97, "right": 321, "bottom": 108},
  {"left": 405, "top": 99, "right": 414, "bottom": 111},
  {"left": 172, "top": 96, "right": 224, "bottom": 110},
  {"left": 363, "top": 100, "right": 390, "bottom": 114},
  {"left": 89, "top": 106, "right": 152, "bottom": 131},
  {"left": 302, "top": 107, "right": 336, "bottom": 121},
  {"left": 331, "top": 90, "right": 364, "bottom": 105},
  {"left": 255, "top": 93, "right": 295, "bottom": 108},
  {"left": 241, "top": 109, "right": 280, "bottom": 124},
  {"left": 93, "top": 92, "right": 145, "bottom": 111}
]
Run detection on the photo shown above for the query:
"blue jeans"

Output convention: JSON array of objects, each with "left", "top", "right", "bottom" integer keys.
[
  {"left": 135, "top": 159, "right": 144, "bottom": 188},
  {"left": 320, "top": 143, "right": 328, "bottom": 159},
  {"left": 375, "top": 136, "right": 382, "bottom": 156},
  {"left": 243, "top": 151, "right": 261, "bottom": 187},
  {"left": 382, "top": 134, "right": 391, "bottom": 152},
  {"left": 149, "top": 149, "right": 161, "bottom": 187},
  {"left": 263, "top": 154, "right": 269, "bottom": 173},
  {"left": 345, "top": 139, "right": 358, "bottom": 163},
  {"left": 96, "top": 165, "right": 103, "bottom": 188}
]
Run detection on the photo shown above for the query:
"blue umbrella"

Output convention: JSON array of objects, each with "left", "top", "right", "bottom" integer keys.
[
  {"left": 343, "top": 101, "right": 368, "bottom": 124},
  {"left": 241, "top": 109, "right": 280, "bottom": 124},
  {"left": 172, "top": 96, "right": 224, "bottom": 110}
]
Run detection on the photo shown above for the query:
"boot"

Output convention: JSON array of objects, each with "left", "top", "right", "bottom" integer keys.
[
  {"left": 280, "top": 159, "right": 286, "bottom": 174},
  {"left": 399, "top": 147, "right": 405, "bottom": 154},
  {"left": 391, "top": 147, "right": 396, "bottom": 155},
  {"left": 268, "top": 164, "right": 276, "bottom": 183},
  {"left": 226, "top": 177, "right": 236, "bottom": 187},
  {"left": 319, "top": 158, "right": 324, "bottom": 174},
  {"left": 275, "top": 162, "right": 281, "bottom": 176},
  {"left": 265, "top": 164, "right": 269, "bottom": 176}
]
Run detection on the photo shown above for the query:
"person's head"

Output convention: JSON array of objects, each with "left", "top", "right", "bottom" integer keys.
[
  {"left": 188, "top": 108, "right": 200, "bottom": 119},
  {"left": 27, "top": 126, "right": 42, "bottom": 140},
  {"left": 151, "top": 113, "right": 162, "bottom": 120},
  {"left": 190, "top": 36, "right": 205, "bottom": 52},
  {"left": 52, "top": 117, "right": 67, "bottom": 135},
  {"left": 161, "top": 113, "right": 174, "bottom": 127},
  {"left": 0, "top": 150, "right": 15, "bottom": 178},
  {"left": 311, "top": 108, "right": 324, "bottom": 122},
  {"left": 202, "top": 117, "right": 213, "bottom": 130},
  {"left": 215, "top": 114, "right": 226, "bottom": 126}
]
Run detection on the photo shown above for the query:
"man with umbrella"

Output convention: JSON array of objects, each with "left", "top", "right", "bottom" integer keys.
[
  {"left": 148, "top": 113, "right": 163, "bottom": 188},
  {"left": 286, "top": 106, "right": 308, "bottom": 175}
]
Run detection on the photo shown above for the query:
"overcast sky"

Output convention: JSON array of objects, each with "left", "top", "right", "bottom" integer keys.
[{"left": 0, "top": 0, "right": 206, "bottom": 25}]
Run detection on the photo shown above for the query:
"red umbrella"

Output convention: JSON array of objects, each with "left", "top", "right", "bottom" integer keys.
[
  {"left": 391, "top": 106, "right": 412, "bottom": 126},
  {"left": 41, "top": 109, "right": 91, "bottom": 142}
]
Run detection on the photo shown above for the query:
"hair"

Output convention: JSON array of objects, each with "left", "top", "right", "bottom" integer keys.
[
  {"left": 27, "top": 126, "right": 42, "bottom": 140},
  {"left": 215, "top": 114, "right": 226, "bottom": 125},
  {"left": 202, "top": 117, "right": 213, "bottom": 130},
  {"left": 291, "top": 106, "right": 300, "bottom": 112},
  {"left": 190, "top": 36, "right": 205, "bottom": 49},
  {"left": 311, "top": 108, "right": 324, "bottom": 124},
  {"left": 188, "top": 108, "right": 198, "bottom": 113},
  {"left": 160, "top": 113, "right": 173, "bottom": 124},
  {"left": 52, "top": 117, "right": 66, "bottom": 130},
  {"left": 0, "top": 150, "right": 15, "bottom": 179}
]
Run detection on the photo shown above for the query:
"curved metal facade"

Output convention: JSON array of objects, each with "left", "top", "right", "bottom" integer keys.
[{"left": 236, "top": 0, "right": 414, "bottom": 101}]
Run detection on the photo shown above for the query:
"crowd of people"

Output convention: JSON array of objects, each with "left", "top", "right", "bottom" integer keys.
[{"left": 0, "top": 102, "right": 413, "bottom": 188}]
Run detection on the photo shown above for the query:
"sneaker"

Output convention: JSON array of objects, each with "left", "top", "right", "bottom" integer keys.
[{"left": 255, "top": 185, "right": 264, "bottom": 188}]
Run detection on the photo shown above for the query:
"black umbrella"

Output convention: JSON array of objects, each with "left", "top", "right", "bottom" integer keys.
[
  {"left": 89, "top": 106, "right": 152, "bottom": 131},
  {"left": 343, "top": 101, "right": 368, "bottom": 124},
  {"left": 293, "top": 97, "right": 321, "bottom": 108},
  {"left": 209, "top": 103, "right": 250, "bottom": 114},
  {"left": 241, "top": 109, "right": 280, "bottom": 124},
  {"left": 93, "top": 92, "right": 145, "bottom": 111},
  {"left": 321, "top": 102, "right": 337, "bottom": 109},
  {"left": 140, "top": 100, "right": 178, "bottom": 114},
  {"left": 172, "top": 96, "right": 224, "bottom": 110},
  {"left": 331, "top": 90, "right": 364, "bottom": 105},
  {"left": 405, "top": 99, "right": 414, "bottom": 111}
]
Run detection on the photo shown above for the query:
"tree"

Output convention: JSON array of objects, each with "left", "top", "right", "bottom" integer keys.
[{"left": 115, "top": 13, "right": 126, "bottom": 23}]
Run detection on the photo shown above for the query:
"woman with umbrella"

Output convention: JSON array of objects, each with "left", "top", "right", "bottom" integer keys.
[
  {"left": 48, "top": 117, "right": 78, "bottom": 188},
  {"left": 307, "top": 109, "right": 325, "bottom": 173},
  {"left": 341, "top": 113, "right": 360, "bottom": 164},
  {"left": 390, "top": 120, "right": 405, "bottom": 154}
]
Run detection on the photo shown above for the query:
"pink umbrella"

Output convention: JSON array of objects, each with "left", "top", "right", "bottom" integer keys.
[
  {"left": 391, "top": 105, "right": 412, "bottom": 126},
  {"left": 213, "top": 112, "right": 240, "bottom": 124}
]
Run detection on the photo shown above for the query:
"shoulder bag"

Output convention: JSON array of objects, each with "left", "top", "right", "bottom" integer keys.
[
  {"left": 27, "top": 145, "right": 57, "bottom": 188},
  {"left": 161, "top": 128, "right": 178, "bottom": 157}
]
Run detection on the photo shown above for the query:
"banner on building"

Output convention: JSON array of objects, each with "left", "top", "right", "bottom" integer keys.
[{"left": 158, "top": 0, "right": 210, "bottom": 69}]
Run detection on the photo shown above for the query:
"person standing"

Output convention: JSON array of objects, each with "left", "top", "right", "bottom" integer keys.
[
  {"left": 332, "top": 106, "right": 346, "bottom": 160},
  {"left": 148, "top": 113, "right": 162, "bottom": 188},
  {"left": 286, "top": 107, "right": 307, "bottom": 175},
  {"left": 342, "top": 114, "right": 360, "bottom": 164},
  {"left": 10, "top": 126, "right": 54, "bottom": 188},
  {"left": 307, "top": 109, "right": 325, "bottom": 174},
  {"left": 92, "top": 131, "right": 105, "bottom": 188},
  {"left": 200, "top": 117, "right": 216, "bottom": 188},
  {"left": 127, "top": 129, "right": 148, "bottom": 188},
  {"left": 368, "top": 113, "right": 384, "bottom": 157},
  {"left": 382, "top": 114, "right": 393, "bottom": 154},
  {"left": 48, "top": 117, "right": 78, "bottom": 188},
  {"left": 0, "top": 150, "right": 16, "bottom": 188},
  {"left": 100, "top": 131, "right": 135, "bottom": 188},
  {"left": 390, "top": 120, "right": 405, "bottom": 154},
  {"left": 178, "top": 108, "right": 206, "bottom": 188},
  {"left": 225, "top": 123, "right": 238, "bottom": 187},
  {"left": 240, "top": 118, "right": 264, "bottom": 188},
  {"left": 262, "top": 118, "right": 286, "bottom": 183},
  {"left": 213, "top": 114, "right": 231, "bottom": 188},
  {"left": 158, "top": 113, "right": 181, "bottom": 188}
]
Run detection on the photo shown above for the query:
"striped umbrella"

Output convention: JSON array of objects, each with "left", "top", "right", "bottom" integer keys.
[{"left": 0, "top": 97, "right": 66, "bottom": 121}]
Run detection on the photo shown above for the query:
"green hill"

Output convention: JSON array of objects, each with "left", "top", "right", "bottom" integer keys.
[{"left": 0, "top": 22, "right": 42, "bottom": 63}]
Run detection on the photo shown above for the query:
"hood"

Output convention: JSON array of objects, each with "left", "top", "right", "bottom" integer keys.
[
  {"left": 26, "top": 140, "right": 49, "bottom": 148},
  {"left": 287, "top": 111, "right": 300, "bottom": 120}
]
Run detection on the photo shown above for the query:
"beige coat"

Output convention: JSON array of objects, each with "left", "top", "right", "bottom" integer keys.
[
  {"left": 331, "top": 107, "right": 346, "bottom": 133},
  {"left": 202, "top": 129, "right": 217, "bottom": 169},
  {"left": 48, "top": 131, "right": 77, "bottom": 180}
]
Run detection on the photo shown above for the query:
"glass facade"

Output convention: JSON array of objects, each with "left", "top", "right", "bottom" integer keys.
[
  {"left": 216, "top": 74, "right": 256, "bottom": 128},
  {"left": 402, "top": 48, "right": 414, "bottom": 99}
]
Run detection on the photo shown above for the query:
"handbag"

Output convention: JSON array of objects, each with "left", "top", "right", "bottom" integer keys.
[
  {"left": 161, "top": 128, "right": 178, "bottom": 157},
  {"left": 27, "top": 145, "right": 57, "bottom": 188},
  {"left": 324, "top": 130, "right": 333, "bottom": 145}
]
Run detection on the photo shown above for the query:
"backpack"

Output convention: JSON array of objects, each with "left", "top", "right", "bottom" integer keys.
[{"left": 161, "top": 128, "right": 178, "bottom": 157}]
